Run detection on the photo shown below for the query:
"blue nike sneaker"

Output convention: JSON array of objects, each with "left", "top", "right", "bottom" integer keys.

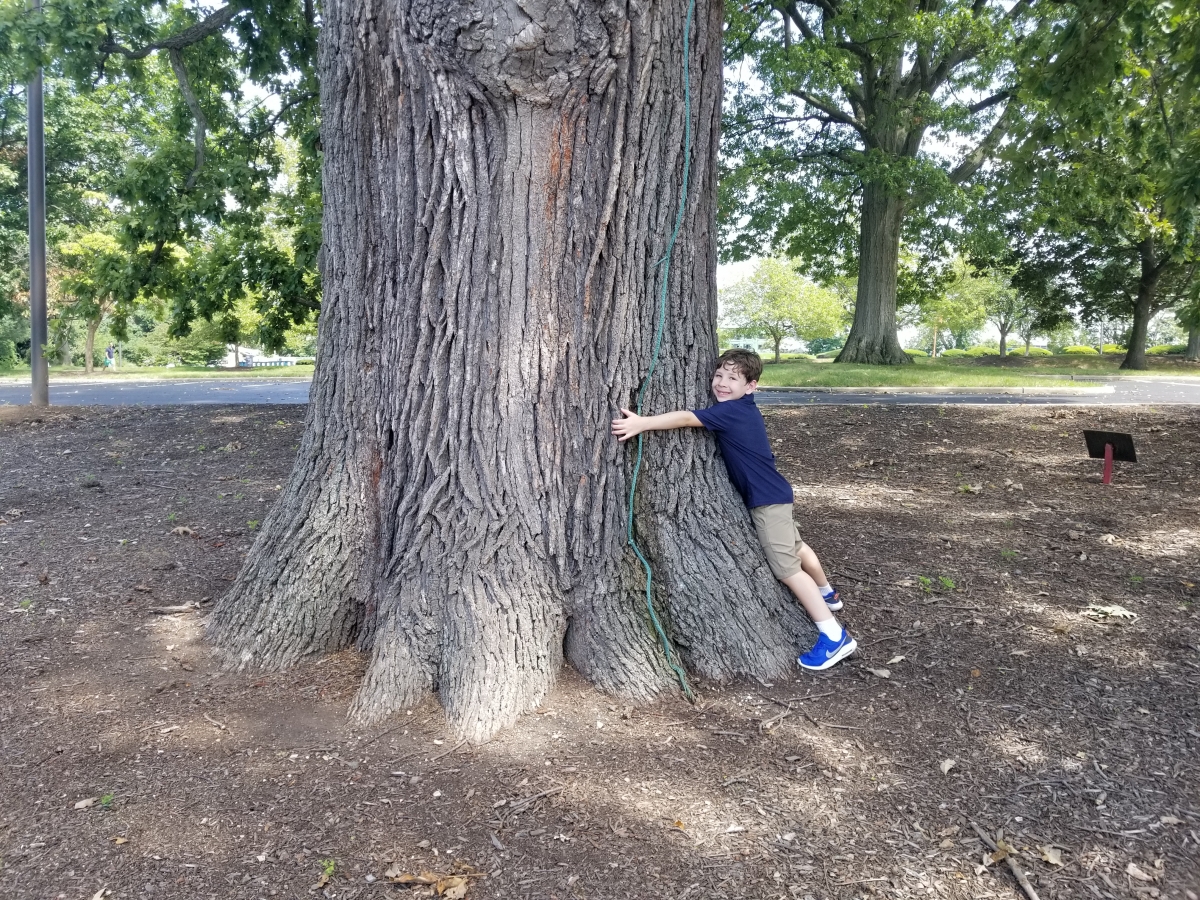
[
  {"left": 798, "top": 630, "right": 857, "bottom": 671},
  {"left": 822, "top": 586, "right": 843, "bottom": 611}
]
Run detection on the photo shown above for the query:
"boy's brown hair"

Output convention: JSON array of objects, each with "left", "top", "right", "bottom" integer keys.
[{"left": 715, "top": 348, "right": 763, "bottom": 383}]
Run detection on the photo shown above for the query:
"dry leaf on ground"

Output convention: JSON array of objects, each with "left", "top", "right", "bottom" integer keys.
[
  {"left": 939, "top": 759, "right": 956, "bottom": 775},
  {"left": 1126, "top": 862, "right": 1155, "bottom": 882},
  {"left": 1039, "top": 845, "right": 1063, "bottom": 865}
]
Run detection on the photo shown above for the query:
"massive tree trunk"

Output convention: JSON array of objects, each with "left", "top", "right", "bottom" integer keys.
[
  {"left": 1187, "top": 325, "right": 1199, "bottom": 361},
  {"left": 836, "top": 181, "right": 910, "bottom": 365},
  {"left": 1120, "top": 238, "right": 1162, "bottom": 371},
  {"left": 209, "top": 0, "right": 815, "bottom": 743}
]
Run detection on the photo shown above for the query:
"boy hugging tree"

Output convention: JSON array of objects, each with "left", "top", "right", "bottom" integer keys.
[{"left": 611, "top": 348, "right": 857, "bottom": 671}]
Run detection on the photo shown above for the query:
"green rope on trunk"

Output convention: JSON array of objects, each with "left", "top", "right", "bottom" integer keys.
[{"left": 625, "top": 0, "right": 697, "bottom": 703}]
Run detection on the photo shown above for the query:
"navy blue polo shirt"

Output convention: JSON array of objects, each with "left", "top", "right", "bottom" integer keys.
[{"left": 693, "top": 393, "right": 794, "bottom": 509}]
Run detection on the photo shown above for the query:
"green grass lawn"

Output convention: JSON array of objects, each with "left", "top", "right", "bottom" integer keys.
[
  {"left": 0, "top": 364, "right": 314, "bottom": 383},
  {"left": 757, "top": 354, "right": 1200, "bottom": 388}
]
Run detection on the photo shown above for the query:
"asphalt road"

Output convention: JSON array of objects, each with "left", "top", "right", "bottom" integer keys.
[
  {"left": 1, "top": 376, "right": 1199, "bottom": 407},
  {"left": 0, "top": 377, "right": 313, "bottom": 406}
]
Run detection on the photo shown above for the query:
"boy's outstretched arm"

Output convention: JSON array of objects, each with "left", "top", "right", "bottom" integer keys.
[{"left": 611, "top": 408, "right": 703, "bottom": 442}]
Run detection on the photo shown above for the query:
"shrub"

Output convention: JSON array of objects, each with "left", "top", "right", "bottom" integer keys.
[
  {"left": 904, "top": 348, "right": 928, "bottom": 357},
  {"left": 807, "top": 336, "right": 845, "bottom": 355},
  {"left": 1101, "top": 343, "right": 1126, "bottom": 354},
  {"left": 0, "top": 338, "right": 17, "bottom": 369},
  {"left": 939, "top": 348, "right": 968, "bottom": 358},
  {"left": 295, "top": 358, "right": 315, "bottom": 365},
  {"left": 816, "top": 349, "right": 841, "bottom": 359},
  {"left": 1147, "top": 343, "right": 1187, "bottom": 356},
  {"left": 1061, "top": 345, "right": 1099, "bottom": 355},
  {"left": 964, "top": 345, "right": 998, "bottom": 357},
  {"left": 1023, "top": 346, "right": 1053, "bottom": 357}
]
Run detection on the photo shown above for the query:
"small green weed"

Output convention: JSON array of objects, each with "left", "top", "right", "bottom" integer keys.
[
  {"left": 18, "top": 598, "right": 33, "bottom": 610},
  {"left": 1000, "top": 549, "right": 1019, "bottom": 560},
  {"left": 247, "top": 520, "right": 260, "bottom": 532},
  {"left": 916, "top": 575, "right": 932, "bottom": 593},
  {"left": 1129, "top": 574, "right": 1144, "bottom": 584},
  {"left": 939, "top": 575, "right": 956, "bottom": 591},
  {"left": 320, "top": 859, "right": 336, "bottom": 878},
  {"left": 167, "top": 511, "right": 178, "bottom": 524},
  {"left": 99, "top": 792, "right": 115, "bottom": 809}
]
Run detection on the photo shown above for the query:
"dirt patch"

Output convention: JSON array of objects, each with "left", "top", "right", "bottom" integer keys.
[{"left": 1, "top": 403, "right": 1197, "bottom": 900}]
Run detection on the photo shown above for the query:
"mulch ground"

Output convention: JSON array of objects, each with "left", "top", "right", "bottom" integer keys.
[{"left": 1, "top": 402, "right": 1197, "bottom": 900}]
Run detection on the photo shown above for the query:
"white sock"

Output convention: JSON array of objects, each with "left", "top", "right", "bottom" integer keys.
[
  {"left": 818, "top": 583, "right": 834, "bottom": 598},
  {"left": 816, "top": 618, "right": 844, "bottom": 641}
]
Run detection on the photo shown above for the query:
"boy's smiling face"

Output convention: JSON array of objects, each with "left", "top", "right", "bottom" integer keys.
[{"left": 711, "top": 361, "right": 757, "bottom": 402}]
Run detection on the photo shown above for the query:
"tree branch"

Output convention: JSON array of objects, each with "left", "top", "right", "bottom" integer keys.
[
  {"left": 789, "top": 88, "right": 867, "bottom": 137},
  {"left": 96, "top": 3, "right": 249, "bottom": 191},
  {"left": 949, "top": 101, "right": 1013, "bottom": 184},
  {"left": 98, "top": 2, "right": 248, "bottom": 59},
  {"left": 967, "top": 90, "right": 1010, "bottom": 115},
  {"left": 168, "top": 49, "right": 208, "bottom": 190}
]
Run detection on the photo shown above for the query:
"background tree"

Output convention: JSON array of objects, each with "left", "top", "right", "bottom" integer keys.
[
  {"left": 720, "top": 257, "right": 842, "bottom": 361},
  {"left": 995, "top": 0, "right": 1200, "bottom": 369},
  {"left": 721, "top": 0, "right": 1047, "bottom": 365},
  {"left": 58, "top": 231, "right": 137, "bottom": 372},
  {"left": 2, "top": 0, "right": 323, "bottom": 353},
  {"left": 1179, "top": 290, "right": 1200, "bottom": 360},
  {"left": 907, "top": 260, "right": 986, "bottom": 358}
]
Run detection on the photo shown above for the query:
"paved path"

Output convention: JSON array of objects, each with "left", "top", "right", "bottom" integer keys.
[
  {"left": 757, "top": 379, "right": 1200, "bottom": 406},
  {"left": 1, "top": 376, "right": 1198, "bottom": 407},
  {"left": 0, "top": 378, "right": 312, "bottom": 406}
]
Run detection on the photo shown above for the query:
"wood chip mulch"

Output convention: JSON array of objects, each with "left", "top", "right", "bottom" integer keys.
[{"left": 0, "top": 402, "right": 1197, "bottom": 900}]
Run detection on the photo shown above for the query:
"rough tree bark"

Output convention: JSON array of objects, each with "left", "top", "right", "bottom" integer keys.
[
  {"left": 836, "top": 182, "right": 910, "bottom": 365},
  {"left": 1120, "top": 237, "right": 1165, "bottom": 371},
  {"left": 209, "top": 0, "right": 815, "bottom": 742},
  {"left": 1187, "top": 326, "right": 1199, "bottom": 362}
]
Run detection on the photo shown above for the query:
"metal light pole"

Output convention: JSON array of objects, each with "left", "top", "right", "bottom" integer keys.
[{"left": 28, "top": 0, "right": 49, "bottom": 406}]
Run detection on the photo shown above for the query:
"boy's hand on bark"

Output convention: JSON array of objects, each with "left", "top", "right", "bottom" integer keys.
[{"left": 611, "top": 408, "right": 643, "bottom": 442}]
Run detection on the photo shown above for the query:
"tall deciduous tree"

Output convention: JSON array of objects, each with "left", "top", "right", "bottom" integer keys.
[
  {"left": 721, "top": 0, "right": 1044, "bottom": 365},
  {"left": 998, "top": 0, "right": 1200, "bottom": 370},
  {"left": 35, "top": 0, "right": 816, "bottom": 741}
]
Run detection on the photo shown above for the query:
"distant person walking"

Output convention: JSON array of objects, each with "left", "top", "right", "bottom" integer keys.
[{"left": 105, "top": 345, "right": 115, "bottom": 370}]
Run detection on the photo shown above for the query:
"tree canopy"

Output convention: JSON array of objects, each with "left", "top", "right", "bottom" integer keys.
[{"left": 0, "top": 0, "right": 321, "bottom": 358}]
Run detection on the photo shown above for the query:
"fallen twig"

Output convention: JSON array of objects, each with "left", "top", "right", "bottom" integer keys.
[
  {"left": 202, "top": 713, "right": 226, "bottom": 731},
  {"left": 759, "top": 705, "right": 792, "bottom": 732},
  {"left": 430, "top": 739, "right": 467, "bottom": 762},
  {"left": 505, "top": 785, "right": 564, "bottom": 816},
  {"left": 149, "top": 603, "right": 199, "bottom": 615},
  {"left": 970, "top": 821, "right": 1041, "bottom": 900},
  {"left": 802, "top": 711, "right": 863, "bottom": 730}
]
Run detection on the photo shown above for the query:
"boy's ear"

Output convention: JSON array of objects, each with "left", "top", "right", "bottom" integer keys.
[{"left": 745, "top": 379, "right": 758, "bottom": 393}]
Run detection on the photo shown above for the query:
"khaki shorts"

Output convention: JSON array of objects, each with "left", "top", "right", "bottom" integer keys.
[{"left": 750, "top": 503, "right": 805, "bottom": 580}]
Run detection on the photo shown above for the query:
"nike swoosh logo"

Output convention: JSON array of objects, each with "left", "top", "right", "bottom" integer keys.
[{"left": 825, "top": 647, "right": 838, "bottom": 658}]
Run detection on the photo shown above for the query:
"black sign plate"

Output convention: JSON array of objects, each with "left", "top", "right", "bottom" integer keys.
[{"left": 1083, "top": 430, "right": 1137, "bottom": 463}]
